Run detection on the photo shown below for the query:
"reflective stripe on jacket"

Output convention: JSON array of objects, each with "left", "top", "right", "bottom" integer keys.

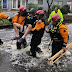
[{"left": 50, "top": 23, "right": 68, "bottom": 47}]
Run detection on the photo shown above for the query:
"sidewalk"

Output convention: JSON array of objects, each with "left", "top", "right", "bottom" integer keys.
[
  {"left": 68, "top": 13, "right": 72, "bottom": 15},
  {"left": 2, "top": 11, "right": 18, "bottom": 17}
]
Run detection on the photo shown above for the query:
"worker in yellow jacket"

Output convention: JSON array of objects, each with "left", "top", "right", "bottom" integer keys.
[
  {"left": 48, "top": 7, "right": 63, "bottom": 23},
  {"left": 46, "top": 7, "right": 64, "bottom": 34}
]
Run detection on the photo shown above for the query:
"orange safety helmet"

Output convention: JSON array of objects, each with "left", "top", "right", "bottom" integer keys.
[
  {"left": 52, "top": 14, "right": 60, "bottom": 22},
  {"left": 36, "top": 10, "right": 44, "bottom": 15},
  {"left": 19, "top": 6, "right": 26, "bottom": 12}
]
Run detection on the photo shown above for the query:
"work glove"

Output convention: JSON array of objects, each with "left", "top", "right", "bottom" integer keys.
[
  {"left": 0, "top": 39, "right": 3, "bottom": 45},
  {"left": 9, "top": 18, "right": 12, "bottom": 22}
]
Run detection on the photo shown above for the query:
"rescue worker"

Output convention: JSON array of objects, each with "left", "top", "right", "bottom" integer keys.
[
  {"left": 16, "top": 8, "right": 43, "bottom": 53},
  {"left": 0, "top": 12, "right": 12, "bottom": 45},
  {"left": 0, "top": 12, "right": 12, "bottom": 22},
  {"left": 27, "top": 8, "right": 36, "bottom": 20},
  {"left": 18, "top": 10, "right": 45, "bottom": 57},
  {"left": 48, "top": 7, "right": 63, "bottom": 23},
  {"left": 27, "top": 8, "right": 37, "bottom": 29},
  {"left": 49, "top": 14, "right": 68, "bottom": 56},
  {"left": 12, "top": 6, "right": 28, "bottom": 40},
  {"left": 15, "top": 8, "right": 37, "bottom": 24},
  {"left": 13, "top": 8, "right": 38, "bottom": 50},
  {"left": 46, "top": 7, "right": 64, "bottom": 36},
  {"left": 12, "top": 6, "right": 28, "bottom": 49}
]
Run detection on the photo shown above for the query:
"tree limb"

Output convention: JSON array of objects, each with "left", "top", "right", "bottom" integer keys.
[
  {"left": 50, "top": 0, "right": 53, "bottom": 7},
  {"left": 47, "top": 0, "right": 50, "bottom": 7}
]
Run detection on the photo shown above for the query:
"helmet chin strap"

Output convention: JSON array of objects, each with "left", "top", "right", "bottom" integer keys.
[{"left": 56, "top": 21, "right": 62, "bottom": 27}]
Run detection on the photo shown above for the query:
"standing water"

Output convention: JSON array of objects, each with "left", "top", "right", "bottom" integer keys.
[{"left": 0, "top": 24, "right": 72, "bottom": 72}]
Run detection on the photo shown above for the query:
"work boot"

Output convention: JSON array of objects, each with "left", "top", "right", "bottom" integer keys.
[
  {"left": 22, "top": 39, "right": 27, "bottom": 48},
  {"left": 31, "top": 52, "right": 36, "bottom": 57},
  {"left": 0, "top": 39, "right": 3, "bottom": 45},
  {"left": 16, "top": 41, "right": 21, "bottom": 50},
  {"left": 30, "top": 48, "right": 36, "bottom": 57},
  {"left": 36, "top": 47, "right": 42, "bottom": 53}
]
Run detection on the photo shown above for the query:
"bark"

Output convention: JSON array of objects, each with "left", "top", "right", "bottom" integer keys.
[{"left": 47, "top": 0, "right": 53, "bottom": 16}]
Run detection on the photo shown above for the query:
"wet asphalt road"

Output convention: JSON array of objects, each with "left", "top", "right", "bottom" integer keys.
[{"left": 0, "top": 24, "right": 72, "bottom": 72}]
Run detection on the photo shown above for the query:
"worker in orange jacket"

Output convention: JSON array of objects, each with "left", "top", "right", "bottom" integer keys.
[
  {"left": 12, "top": 6, "right": 28, "bottom": 40},
  {"left": 18, "top": 10, "right": 45, "bottom": 57},
  {"left": 0, "top": 12, "right": 12, "bottom": 45},
  {"left": 12, "top": 6, "right": 29, "bottom": 48},
  {"left": 0, "top": 12, "right": 12, "bottom": 21},
  {"left": 49, "top": 14, "right": 68, "bottom": 56}
]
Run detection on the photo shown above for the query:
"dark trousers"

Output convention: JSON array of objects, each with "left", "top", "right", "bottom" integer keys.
[
  {"left": 30, "top": 35, "right": 42, "bottom": 57},
  {"left": 16, "top": 32, "right": 27, "bottom": 49},
  {"left": 52, "top": 41, "right": 63, "bottom": 56}
]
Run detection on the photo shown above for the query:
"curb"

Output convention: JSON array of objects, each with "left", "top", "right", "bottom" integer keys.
[{"left": 0, "top": 25, "right": 13, "bottom": 29}]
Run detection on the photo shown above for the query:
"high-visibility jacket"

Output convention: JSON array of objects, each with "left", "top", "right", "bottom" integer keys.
[
  {"left": 50, "top": 22, "right": 68, "bottom": 47},
  {"left": 48, "top": 9, "right": 63, "bottom": 22},
  {"left": 0, "top": 12, "right": 8, "bottom": 19}
]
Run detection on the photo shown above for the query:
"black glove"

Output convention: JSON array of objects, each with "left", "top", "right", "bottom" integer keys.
[
  {"left": 0, "top": 39, "right": 3, "bottom": 45},
  {"left": 9, "top": 18, "right": 12, "bottom": 22}
]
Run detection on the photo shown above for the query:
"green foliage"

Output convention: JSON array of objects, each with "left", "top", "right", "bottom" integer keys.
[
  {"left": 60, "top": 5, "right": 70, "bottom": 14},
  {"left": 45, "top": 19, "right": 48, "bottom": 26},
  {"left": 0, "top": 1, "right": 2, "bottom": 9},
  {"left": 52, "top": 5, "right": 60, "bottom": 11},
  {"left": 38, "top": 7, "right": 43, "bottom": 10},
  {"left": 0, "top": 20, "right": 3, "bottom": 25},
  {"left": 0, "top": 19, "right": 11, "bottom": 25},
  {"left": 28, "top": 3, "right": 38, "bottom": 10}
]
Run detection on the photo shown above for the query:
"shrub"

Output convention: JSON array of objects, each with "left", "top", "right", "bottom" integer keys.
[
  {"left": 3, "top": 19, "right": 11, "bottom": 25},
  {"left": 28, "top": 3, "right": 38, "bottom": 10},
  {"left": 60, "top": 5, "right": 70, "bottom": 14},
  {"left": 0, "top": 20, "right": 3, "bottom": 25},
  {"left": 0, "top": 19, "right": 11, "bottom": 25},
  {"left": 63, "top": 14, "right": 72, "bottom": 23},
  {"left": 38, "top": 7, "right": 43, "bottom": 10},
  {"left": 0, "top": 0, "right": 2, "bottom": 9},
  {"left": 45, "top": 19, "right": 48, "bottom": 25},
  {"left": 52, "top": 5, "right": 60, "bottom": 11}
]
